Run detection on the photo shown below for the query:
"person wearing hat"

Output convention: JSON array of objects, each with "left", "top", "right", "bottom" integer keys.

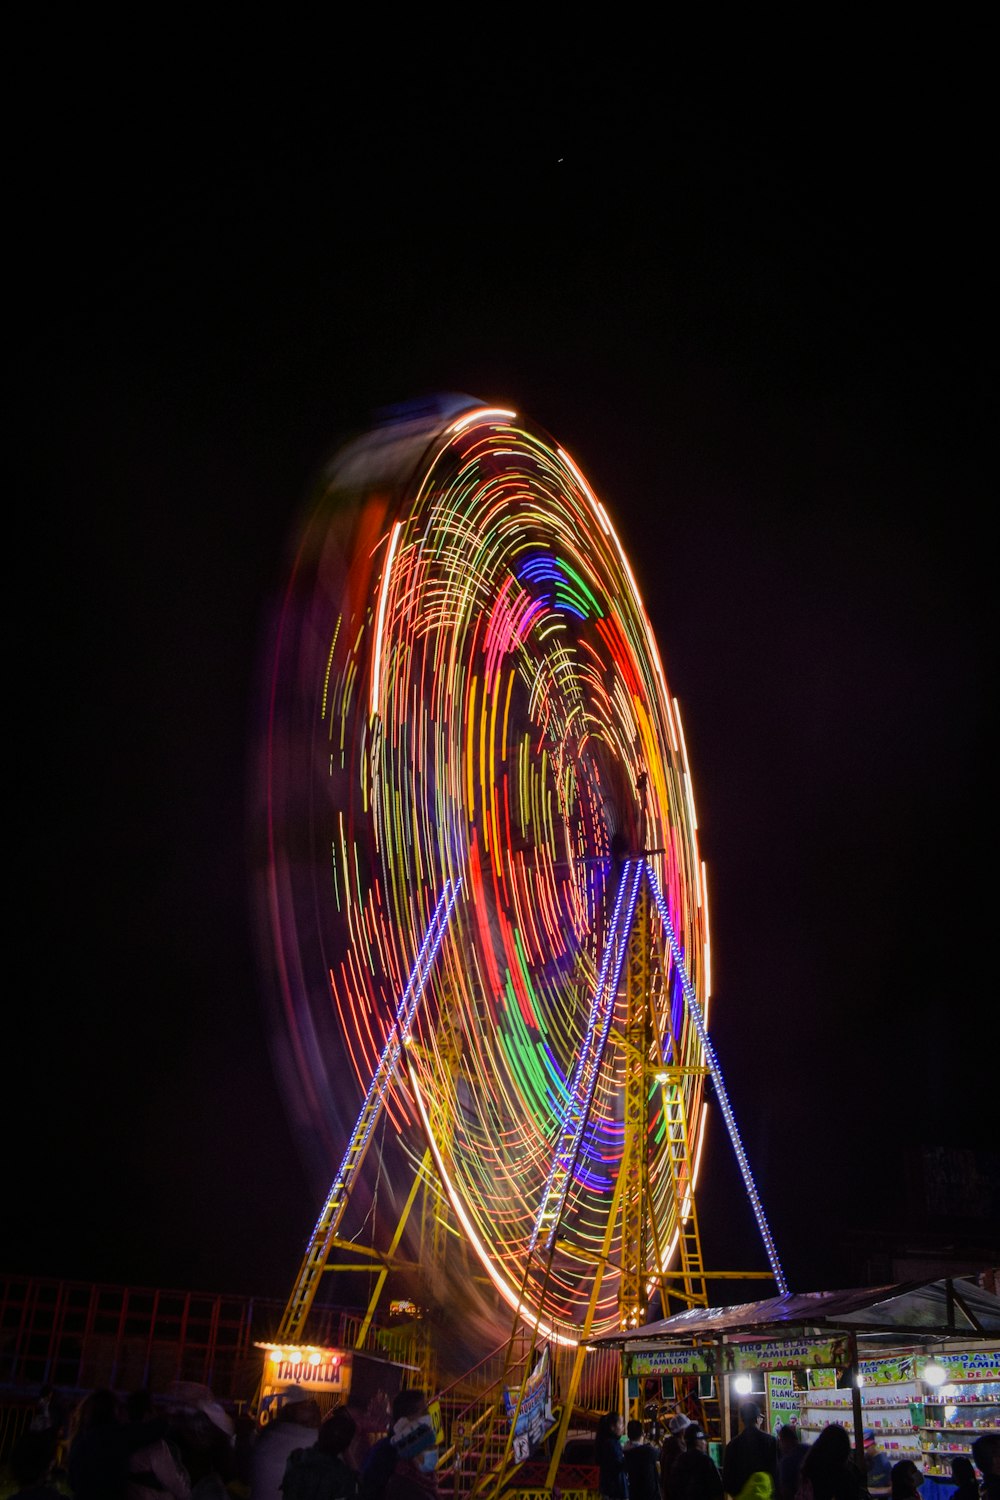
[
  {"left": 384, "top": 1415, "right": 440, "bottom": 1500},
  {"left": 662, "top": 1414, "right": 695, "bottom": 1500},
  {"left": 670, "top": 1423, "right": 724, "bottom": 1500},
  {"left": 249, "top": 1385, "right": 321, "bottom": 1500},
  {"left": 863, "top": 1431, "right": 892, "bottom": 1497}
]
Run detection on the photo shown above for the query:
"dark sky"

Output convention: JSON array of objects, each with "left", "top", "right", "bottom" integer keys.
[{"left": 10, "top": 47, "right": 995, "bottom": 1312}]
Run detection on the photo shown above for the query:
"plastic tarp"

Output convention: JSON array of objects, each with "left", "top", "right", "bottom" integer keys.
[{"left": 588, "top": 1275, "right": 1000, "bottom": 1346}]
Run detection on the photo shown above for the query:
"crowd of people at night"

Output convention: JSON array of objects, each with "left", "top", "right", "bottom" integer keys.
[
  {"left": 593, "top": 1401, "right": 1000, "bottom": 1500},
  {"left": 2, "top": 1381, "right": 440, "bottom": 1500},
  {"left": 5, "top": 1385, "right": 1000, "bottom": 1500}
]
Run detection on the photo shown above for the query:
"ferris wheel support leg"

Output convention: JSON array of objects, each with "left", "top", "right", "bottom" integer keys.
[
  {"left": 273, "top": 877, "right": 462, "bottom": 1347},
  {"left": 540, "top": 1155, "right": 630, "bottom": 1492},
  {"left": 353, "top": 1148, "right": 432, "bottom": 1351},
  {"left": 645, "top": 863, "right": 788, "bottom": 1296}
]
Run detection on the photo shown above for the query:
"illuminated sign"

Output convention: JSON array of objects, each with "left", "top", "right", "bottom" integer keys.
[{"left": 256, "top": 1343, "right": 351, "bottom": 1406}]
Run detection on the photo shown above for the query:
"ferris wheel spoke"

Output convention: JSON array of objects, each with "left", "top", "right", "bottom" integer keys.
[{"left": 530, "top": 857, "right": 644, "bottom": 1256}]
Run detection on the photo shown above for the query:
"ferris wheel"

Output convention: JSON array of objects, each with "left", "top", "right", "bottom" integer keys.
[{"left": 255, "top": 395, "right": 784, "bottom": 1355}]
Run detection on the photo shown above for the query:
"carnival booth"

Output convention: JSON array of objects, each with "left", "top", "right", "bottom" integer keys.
[{"left": 589, "top": 1275, "right": 1000, "bottom": 1500}]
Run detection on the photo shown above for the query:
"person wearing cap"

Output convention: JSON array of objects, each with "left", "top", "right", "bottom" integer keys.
[
  {"left": 670, "top": 1423, "right": 724, "bottom": 1500},
  {"left": 384, "top": 1416, "right": 440, "bottom": 1500},
  {"left": 662, "top": 1414, "right": 695, "bottom": 1500},
  {"left": 249, "top": 1385, "right": 321, "bottom": 1500},
  {"left": 722, "top": 1403, "right": 778, "bottom": 1500},
  {"left": 162, "top": 1384, "right": 237, "bottom": 1498},
  {"left": 863, "top": 1431, "right": 892, "bottom": 1497}
]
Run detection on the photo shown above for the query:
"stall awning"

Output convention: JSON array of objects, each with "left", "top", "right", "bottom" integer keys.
[{"left": 587, "top": 1274, "right": 1000, "bottom": 1347}]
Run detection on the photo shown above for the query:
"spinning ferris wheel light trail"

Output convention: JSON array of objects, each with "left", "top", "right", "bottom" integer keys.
[
  {"left": 530, "top": 858, "right": 642, "bottom": 1257},
  {"left": 255, "top": 392, "right": 786, "bottom": 1367}
]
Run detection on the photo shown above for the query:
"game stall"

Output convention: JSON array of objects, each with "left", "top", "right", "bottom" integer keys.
[{"left": 590, "top": 1274, "right": 1000, "bottom": 1500}]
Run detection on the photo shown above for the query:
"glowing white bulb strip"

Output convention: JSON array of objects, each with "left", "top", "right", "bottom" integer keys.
[
  {"left": 646, "top": 861, "right": 788, "bottom": 1294},
  {"left": 308, "top": 877, "right": 461, "bottom": 1240}
]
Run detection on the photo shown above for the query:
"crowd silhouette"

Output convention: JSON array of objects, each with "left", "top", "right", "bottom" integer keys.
[{"left": 4, "top": 1388, "right": 996, "bottom": 1500}]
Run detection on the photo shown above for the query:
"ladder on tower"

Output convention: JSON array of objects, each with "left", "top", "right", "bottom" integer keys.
[{"left": 272, "top": 878, "right": 461, "bottom": 1348}]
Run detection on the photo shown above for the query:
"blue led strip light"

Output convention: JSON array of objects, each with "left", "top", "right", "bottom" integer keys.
[
  {"left": 645, "top": 861, "right": 788, "bottom": 1294},
  {"left": 530, "top": 858, "right": 644, "bottom": 1254},
  {"left": 309, "top": 877, "right": 462, "bottom": 1239},
  {"left": 276, "top": 876, "right": 462, "bottom": 1340}
]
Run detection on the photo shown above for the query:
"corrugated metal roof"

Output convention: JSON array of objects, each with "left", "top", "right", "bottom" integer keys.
[{"left": 588, "top": 1276, "right": 1000, "bottom": 1347}]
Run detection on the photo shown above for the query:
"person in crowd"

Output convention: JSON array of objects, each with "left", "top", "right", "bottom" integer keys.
[
  {"left": 722, "top": 1403, "right": 778, "bottom": 1500},
  {"left": 972, "top": 1436, "right": 1000, "bottom": 1500},
  {"left": 949, "top": 1456, "right": 980, "bottom": 1500},
  {"left": 359, "top": 1390, "right": 429, "bottom": 1500},
  {"left": 125, "top": 1389, "right": 192, "bottom": 1500},
  {"left": 670, "top": 1424, "right": 724, "bottom": 1500},
  {"left": 625, "top": 1418, "right": 661, "bottom": 1500},
  {"left": 662, "top": 1414, "right": 695, "bottom": 1500},
  {"left": 344, "top": 1393, "right": 386, "bottom": 1480},
  {"left": 7, "top": 1428, "right": 66, "bottom": 1499},
  {"left": 797, "top": 1424, "right": 866, "bottom": 1500},
  {"left": 777, "top": 1425, "right": 809, "bottom": 1500},
  {"left": 282, "top": 1405, "right": 359, "bottom": 1500},
  {"left": 232, "top": 1411, "right": 257, "bottom": 1496},
  {"left": 863, "top": 1432, "right": 892, "bottom": 1497},
  {"left": 889, "top": 1460, "right": 923, "bottom": 1500},
  {"left": 384, "top": 1416, "right": 440, "bottom": 1500},
  {"left": 68, "top": 1387, "right": 169, "bottom": 1500},
  {"left": 164, "top": 1383, "right": 237, "bottom": 1500},
  {"left": 596, "top": 1411, "right": 629, "bottom": 1500},
  {"left": 250, "top": 1386, "right": 322, "bottom": 1499}
]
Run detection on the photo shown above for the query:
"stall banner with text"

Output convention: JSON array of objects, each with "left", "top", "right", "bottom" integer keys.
[
  {"left": 766, "top": 1371, "right": 802, "bottom": 1434},
  {"left": 627, "top": 1337, "right": 849, "bottom": 1378},
  {"left": 922, "top": 1350, "right": 1000, "bottom": 1381},
  {"left": 626, "top": 1348, "right": 716, "bottom": 1377},
  {"left": 728, "top": 1338, "right": 850, "bottom": 1372}
]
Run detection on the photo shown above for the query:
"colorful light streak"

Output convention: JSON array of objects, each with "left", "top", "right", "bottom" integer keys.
[{"left": 259, "top": 395, "right": 718, "bottom": 1339}]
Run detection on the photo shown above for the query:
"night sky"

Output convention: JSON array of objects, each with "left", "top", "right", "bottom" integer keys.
[{"left": 10, "top": 48, "right": 995, "bottom": 1314}]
